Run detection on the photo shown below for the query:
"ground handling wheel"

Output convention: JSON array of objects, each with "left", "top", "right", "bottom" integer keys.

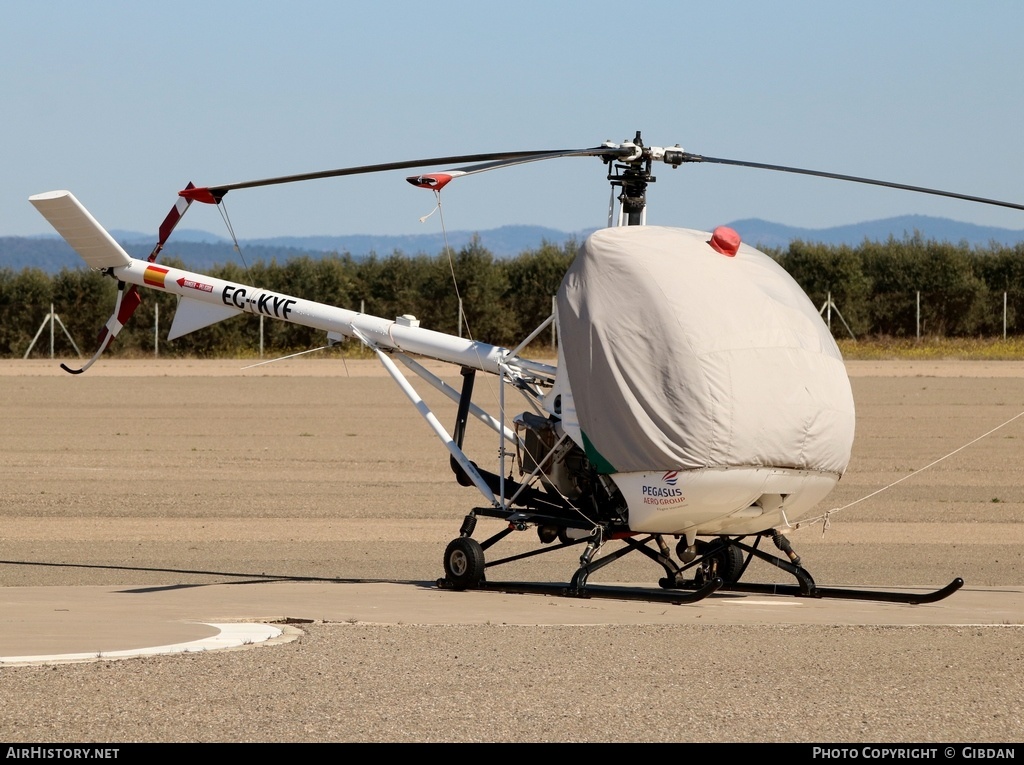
[
  {"left": 443, "top": 537, "right": 486, "bottom": 590},
  {"left": 694, "top": 538, "right": 745, "bottom": 585}
]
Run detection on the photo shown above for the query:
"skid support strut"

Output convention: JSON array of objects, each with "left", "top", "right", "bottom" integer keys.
[
  {"left": 664, "top": 533, "right": 964, "bottom": 605},
  {"left": 440, "top": 522, "right": 964, "bottom": 606}
]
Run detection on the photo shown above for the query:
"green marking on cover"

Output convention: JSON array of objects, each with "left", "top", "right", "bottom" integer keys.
[{"left": 581, "top": 430, "right": 617, "bottom": 475}]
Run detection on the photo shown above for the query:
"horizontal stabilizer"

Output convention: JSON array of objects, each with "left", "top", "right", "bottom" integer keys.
[
  {"left": 28, "top": 190, "right": 133, "bottom": 270},
  {"left": 168, "top": 296, "right": 239, "bottom": 340}
]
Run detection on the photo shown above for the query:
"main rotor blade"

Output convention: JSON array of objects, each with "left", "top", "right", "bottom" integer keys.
[
  {"left": 406, "top": 145, "right": 629, "bottom": 191},
  {"left": 437, "top": 145, "right": 630, "bottom": 176},
  {"left": 680, "top": 153, "right": 1024, "bottom": 212},
  {"left": 182, "top": 147, "right": 620, "bottom": 203}
]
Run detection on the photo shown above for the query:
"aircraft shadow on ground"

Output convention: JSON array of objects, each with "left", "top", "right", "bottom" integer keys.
[{"left": 0, "top": 558, "right": 437, "bottom": 593}]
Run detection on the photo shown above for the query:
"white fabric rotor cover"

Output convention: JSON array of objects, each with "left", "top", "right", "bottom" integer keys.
[{"left": 555, "top": 226, "right": 855, "bottom": 477}]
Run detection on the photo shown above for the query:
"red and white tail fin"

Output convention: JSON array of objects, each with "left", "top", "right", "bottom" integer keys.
[{"left": 29, "top": 187, "right": 195, "bottom": 373}]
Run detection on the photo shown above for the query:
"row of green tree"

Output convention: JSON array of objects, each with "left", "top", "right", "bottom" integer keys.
[
  {"left": 6, "top": 239, "right": 574, "bottom": 359},
  {"left": 772, "top": 234, "right": 1024, "bottom": 337},
  {"left": 4, "top": 234, "right": 1023, "bottom": 359}
]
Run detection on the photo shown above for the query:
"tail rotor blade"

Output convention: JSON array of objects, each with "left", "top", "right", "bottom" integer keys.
[{"left": 59, "top": 283, "right": 142, "bottom": 375}]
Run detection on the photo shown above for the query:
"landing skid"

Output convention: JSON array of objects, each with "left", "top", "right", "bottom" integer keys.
[
  {"left": 665, "top": 535, "right": 965, "bottom": 605},
  {"left": 713, "top": 578, "right": 965, "bottom": 605},
  {"left": 437, "top": 513, "right": 965, "bottom": 606},
  {"left": 437, "top": 577, "right": 725, "bottom": 605}
]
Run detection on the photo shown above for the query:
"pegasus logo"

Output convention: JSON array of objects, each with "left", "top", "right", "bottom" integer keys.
[{"left": 642, "top": 471, "right": 684, "bottom": 501}]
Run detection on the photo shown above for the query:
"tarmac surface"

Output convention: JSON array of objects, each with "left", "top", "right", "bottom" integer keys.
[
  {"left": 1, "top": 358, "right": 1023, "bottom": 742},
  {"left": 2, "top": 579, "right": 1022, "bottom": 666}
]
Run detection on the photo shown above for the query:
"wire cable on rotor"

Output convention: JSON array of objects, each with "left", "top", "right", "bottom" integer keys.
[
  {"left": 418, "top": 190, "right": 441, "bottom": 224},
  {"left": 216, "top": 200, "right": 256, "bottom": 286},
  {"left": 427, "top": 191, "right": 473, "bottom": 343},
  {"left": 240, "top": 344, "right": 334, "bottom": 369},
  {"left": 430, "top": 190, "right": 511, "bottom": 495},
  {"left": 421, "top": 187, "right": 547, "bottom": 514},
  {"left": 800, "top": 407, "right": 1024, "bottom": 535}
]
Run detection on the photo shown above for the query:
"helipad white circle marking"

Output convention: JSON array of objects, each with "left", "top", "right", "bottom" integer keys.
[{"left": 0, "top": 622, "right": 289, "bottom": 666}]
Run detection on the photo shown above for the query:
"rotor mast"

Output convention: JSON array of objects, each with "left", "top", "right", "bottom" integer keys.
[{"left": 605, "top": 131, "right": 687, "bottom": 226}]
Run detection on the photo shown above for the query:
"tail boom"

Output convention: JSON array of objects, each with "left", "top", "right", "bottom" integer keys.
[
  {"left": 108, "top": 256, "right": 517, "bottom": 375},
  {"left": 30, "top": 189, "right": 555, "bottom": 380}
]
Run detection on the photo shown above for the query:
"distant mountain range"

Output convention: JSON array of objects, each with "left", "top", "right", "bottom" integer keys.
[
  {"left": 5, "top": 215, "right": 1023, "bottom": 273},
  {"left": 727, "top": 215, "right": 1024, "bottom": 250}
]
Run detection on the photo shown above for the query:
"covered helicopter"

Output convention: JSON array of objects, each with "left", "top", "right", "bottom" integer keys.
[{"left": 31, "top": 132, "right": 1021, "bottom": 605}]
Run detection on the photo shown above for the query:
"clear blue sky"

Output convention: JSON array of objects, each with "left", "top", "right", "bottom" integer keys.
[{"left": 5, "top": 1, "right": 1024, "bottom": 241}]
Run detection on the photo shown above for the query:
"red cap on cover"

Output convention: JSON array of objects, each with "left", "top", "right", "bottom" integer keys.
[{"left": 709, "top": 226, "right": 741, "bottom": 257}]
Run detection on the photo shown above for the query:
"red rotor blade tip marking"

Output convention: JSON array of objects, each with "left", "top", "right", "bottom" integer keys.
[
  {"left": 406, "top": 173, "right": 454, "bottom": 191},
  {"left": 178, "top": 187, "right": 221, "bottom": 205}
]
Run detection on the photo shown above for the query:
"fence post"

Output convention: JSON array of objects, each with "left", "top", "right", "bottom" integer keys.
[
  {"left": 24, "top": 304, "right": 82, "bottom": 360},
  {"left": 916, "top": 291, "right": 921, "bottom": 340}
]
